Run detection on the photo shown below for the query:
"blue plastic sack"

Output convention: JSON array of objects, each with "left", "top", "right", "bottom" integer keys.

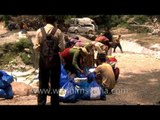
[
  {"left": 60, "top": 64, "right": 70, "bottom": 88},
  {"left": 76, "top": 67, "right": 95, "bottom": 78},
  {"left": 78, "top": 80, "right": 106, "bottom": 100},
  {"left": 77, "top": 71, "right": 87, "bottom": 78},
  {"left": 75, "top": 83, "right": 90, "bottom": 100},
  {"left": 74, "top": 72, "right": 96, "bottom": 90},
  {"left": 87, "top": 72, "right": 96, "bottom": 83},
  {"left": 89, "top": 80, "right": 106, "bottom": 100},
  {"left": 0, "top": 70, "right": 14, "bottom": 89},
  {"left": 75, "top": 71, "right": 96, "bottom": 100},
  {"left": 77, "top": 67, "right": 90, "bottom": 78},
  {"left": 0, "top": 80, "right": 5, "bottom": 89},
  {"left": 0, "top": 85, "right": 13, "bottom": 99},
  {"left": 0, "top": 89, "right": 6, "bottom": 98},
  {"left": 59, "top": 80, "right": 77, "bottom": 103},
  {"left": 4, "top": 85, "right": 13, "bottom": 99}
]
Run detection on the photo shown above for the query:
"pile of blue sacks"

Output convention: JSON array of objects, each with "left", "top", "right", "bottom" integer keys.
[
  {"left": 0, "top": 70, "right": 14, "bottom": 99},
  {"left": 59, "top": 64, "right": 106, "bottom": 103}
]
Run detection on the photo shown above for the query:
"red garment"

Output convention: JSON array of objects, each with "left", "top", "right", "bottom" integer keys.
[
  {"left": 59, "top": 48, "right": 72, "bottom": 62},
  {"left": 95, "top": 36, "right": 109, "bottom": 42},
  {"left": 107, "top": 56, "right": 117, "bottom": 63}
]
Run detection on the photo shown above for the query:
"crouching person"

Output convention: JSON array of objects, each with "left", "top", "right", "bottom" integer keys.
[{"left": 94, "top": 53, "right": 116, "bottom": 94}]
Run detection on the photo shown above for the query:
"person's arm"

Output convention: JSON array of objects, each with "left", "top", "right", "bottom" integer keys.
[
  {"left": 58, "top": 30, "right": 65, "bottom": 52},
  {"left": 94, "top": 66, "right": 102, "bottom": 79},
  {"left": 114, "top": 38, "right": 118, "bottom": 43},
  {"left": 94, "top": 66, "right": 100, "bottom": 75},
  {"left": 33, "top": 29, "right": 41, "bottom": 52},
  {"left": 72, "top": 50, "right": 84, "bottom": 73}
]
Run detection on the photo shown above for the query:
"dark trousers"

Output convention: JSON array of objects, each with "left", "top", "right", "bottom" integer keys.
[
  {"left": 113, "top": 43, "right": 123, "bottom": 53},
  {"left": 38, "top": 54, "right": 61, "bottom": 106}
]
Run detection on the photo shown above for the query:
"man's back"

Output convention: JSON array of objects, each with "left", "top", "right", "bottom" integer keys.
[
  {"left": 33, "top": 15, "right": 65, "bottom": 105},
  {"left": 95, "top": 62, "right": 115, "bottom": 89},
  {"left": 33, "top": 24, "right": 65, "bottom": 53}
]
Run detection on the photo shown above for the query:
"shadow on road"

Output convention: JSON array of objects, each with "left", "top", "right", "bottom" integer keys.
[{"left": 118, "top": 69, "right": 160, "bottom": 104}]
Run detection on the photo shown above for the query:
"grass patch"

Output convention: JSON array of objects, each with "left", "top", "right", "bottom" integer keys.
[
  {"left": 0, "top": 38, "right": 34, "bottom": 69},
  {"left": 19, "top": 52, "right": 32, "bottom": 65},
  {"left": 14, "top": 38, "right": 32, "bottom": 52}
]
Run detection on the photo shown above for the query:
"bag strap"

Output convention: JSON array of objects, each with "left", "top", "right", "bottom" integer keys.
[
  {"left": 40, "top": 26, "right": 58, "bottom": 40},
  {"left": 40, "top": 27, "right": 47, "bottom": 40},
  {"left": 50, "top": 27, "right": 57, "bottom": 36}
]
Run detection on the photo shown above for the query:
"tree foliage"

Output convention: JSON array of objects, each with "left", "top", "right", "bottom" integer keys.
[{"left": 1, "top": 15, "right": 160, "bottom": 31}]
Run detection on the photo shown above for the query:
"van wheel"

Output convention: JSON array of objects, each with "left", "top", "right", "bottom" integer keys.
[{"left": 74, "top": 30, "right": 78, "bottom": 34}]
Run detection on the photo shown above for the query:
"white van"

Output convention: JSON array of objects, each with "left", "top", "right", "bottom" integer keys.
[
  {"left": 68, "top": 17, "right": 98, "bottom": 33},
  {"left": 68, "top": 24, "right": 95, "bottom": 34},
  {"left": 69, "top": 17, "right": 95, "bottom": 25}
]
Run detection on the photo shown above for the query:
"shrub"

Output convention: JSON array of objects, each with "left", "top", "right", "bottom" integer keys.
[
  {"left": 19, "top": 52, "right": 31, "bottom": 65},
  {"left": 127, "top": 25, "right": 151, "bottom": 33},
  {"left": 0, "top": 52, "right": 16, "bottom": 65},
  {"left": 117, "top": 22, "right": 129, "bottom": 28},
  {"left": 0, "top": 15, "right": 11, "bottom": 26},
  {"left": 0, "top": 38, "right": 34, "bottom": 68},
  {"left": 14, "top": 38, "right": 32, "bottom": 52},
  {"left": 134, "top": 15, "right": 148, "bottom": 24}
]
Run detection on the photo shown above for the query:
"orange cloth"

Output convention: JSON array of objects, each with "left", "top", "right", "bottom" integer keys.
[{"left": 95, "top": 36, "right": 109, "bottom": 42}]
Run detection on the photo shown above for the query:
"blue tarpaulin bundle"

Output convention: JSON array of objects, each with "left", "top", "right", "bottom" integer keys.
[
  {"left": 0, "top": 70, "right": 13, "bottom": 89},
  {"left": 59, "top": 66, "right": 106, "bottom": 102},
  {"left": 76, "top": 80, "right": 106, "bottom": 100},
  {"left": 88, "top": 80, "right": 106, "bottom": 100},
  {"left": 59, "top": 80, "right": 77, "bottom": 103},
  {"left": 60, "top": 64, "right": 72, "bottom": 88},
  {"left": 0, "top": 70, "right": 14, "bottom": 99},
  {"left": 0, "top": 85, "right": 13, "bottom": 99}
]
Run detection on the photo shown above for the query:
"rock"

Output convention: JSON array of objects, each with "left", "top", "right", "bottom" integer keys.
[
  {"left": 0, "top": 35, "right": 4, "bottom": 38},
  {"left": 24, "top": 48, "right": 30, "bottom": 53},
  {"left": 30, "top": 80, "right": 39, "bottom": 88},
  {"left": 151, "top": 29, "right": 160, "bottom": 35},
  {"left": 150, "top": 44, "right": 160, "bottom": 51},
  {"left": 11, "top": 82, "right": 33, "bottom": 96},
  {"left": 112, "top": 28, "right": 130, "bottom": 34}
]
